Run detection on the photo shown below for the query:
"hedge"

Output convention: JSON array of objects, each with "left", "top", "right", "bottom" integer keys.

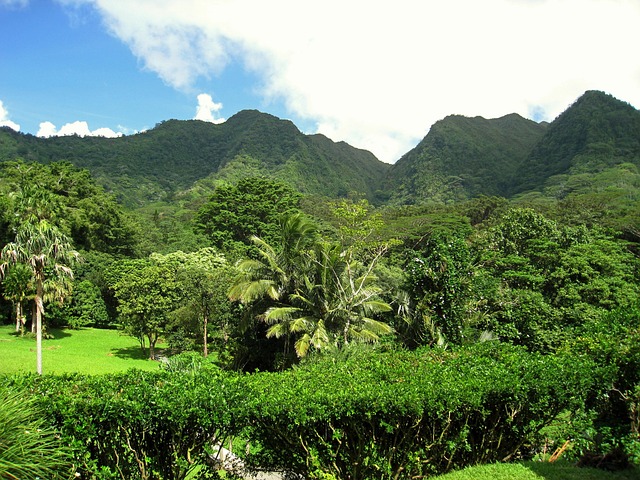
[{"left": 1, "top": 343, "right": 604, "bottom": 479}]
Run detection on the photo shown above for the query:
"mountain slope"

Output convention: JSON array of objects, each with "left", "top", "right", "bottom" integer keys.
[
  {"left": 380, "top": 113, "right": 547, "bottom": 204},
  {"left": 0, "top": 110, "right": 388, "bottom": 207},
  {"left": 511, "top": 90, "right": 640, "bottom": 195}
]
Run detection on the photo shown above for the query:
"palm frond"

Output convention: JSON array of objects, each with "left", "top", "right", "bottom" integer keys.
[
  {"left": 294, "top": 333, "right": 312, "bottom": 358},
  {"left": 266, "top": 322, "right": 289, "bottom": 339},
  {"left": 264, "top": 306, "right": 301, "bottom": 324},
  {"left": 228, "top": 279, "right": 279, "bottom": 302}
]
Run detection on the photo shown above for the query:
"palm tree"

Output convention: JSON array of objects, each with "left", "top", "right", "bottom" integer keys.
[
  {"left": 265, "top": 241, "right": 393, "bottom": 357},
  {"left": 229, "top": 213, "right": 318, "bottom": 357},
  {"left": 0, "top": 220, "right": 79, "bottom": 374},
  {"left": 230, "top": 213, "right": 393, "bottom": 359},
  {"left": 229, "top": 212, "right": 318, "bottom": 305}
]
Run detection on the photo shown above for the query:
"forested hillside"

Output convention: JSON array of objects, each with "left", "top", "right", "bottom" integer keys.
[
  {"left": 380, "top": 113, "right": 547, "bottom": 204},
  {"left": 512, "top": 90, "right": 640, "bottom": 195},
  {"left": 0, "top": 109, "right": 388, "bottom": 207},
  {"left": 1, "top": 90, "right": 638, "bottom": 211},
  {"left": 380, "top": 90, "right": 640, "bottom": 207}
]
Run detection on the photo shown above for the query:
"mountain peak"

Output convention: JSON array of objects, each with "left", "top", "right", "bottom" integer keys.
[{"left": 511, "top": 90, "right": 640, "bottom": 195}]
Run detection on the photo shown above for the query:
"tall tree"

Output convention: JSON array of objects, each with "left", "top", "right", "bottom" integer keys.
[
  {"left": 114, "top": 259, "right": 182, "bottom": 360},
  {"left": 160, "top": 248, "right": 230, "bottom": 357},
  {"left": 0, "top": 220, "right": 79, "bottom": 374},
  {"left": 195, "top": 177, "right": 301, "bottom": 255},
  {"left": 230, "top": 213, "right": 392, "bottom": 361}
]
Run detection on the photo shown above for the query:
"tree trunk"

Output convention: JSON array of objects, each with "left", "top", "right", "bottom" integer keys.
[
  {"left": 203, "top": 313, "right": 209, "bottom": 358},
  {"left": 148, "top": 333, "right": 156, "bottom": 360},
  {"left": 15, "top": 302, "right": 25, "bottom": 336},
  {"left": 35, "top": 280, "right": 44, "bottom": 375}
]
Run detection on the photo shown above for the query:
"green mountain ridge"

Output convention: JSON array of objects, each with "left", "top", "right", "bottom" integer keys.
[
  {"left": 380, "top": 112, "right": 547, "bottom": 204},
  {"left": 512, "top": 90, "right": 640, "bottom": 196},
  {"left": 1, "top": 90, "right": 638, "bottom": 211},
  {"left": 0, "top": 109, "right": 388, "bottom": 207},
  {"left": 379, "top": 90, "right": 640, "bottom": 207}
]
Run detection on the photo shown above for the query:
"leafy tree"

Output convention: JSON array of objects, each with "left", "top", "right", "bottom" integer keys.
[
  {"left": 64, "top": 279, "right": 109, "bottom": 328},
  {"left": 1, "top": 262, "right": 32, "bottom": 333},
  {"left": 471, "top": 208, "right": 639, "bottom": 351},
  {"left": 195, "top": 177, "right": 301, "bottom": 255},
  {"left": 403, "top": 232, "right": 475, "bottom": 347},
  {"left": 0, "top": 220, "right": 79, "bottom": 374},
  {"left": 0, "top": 160, "right": 138, "bottom": 256},
  {"left": 569, "top": 305, "right": 640, "bottom": 448},
  {"left": 330, "top": 198, "right": 384, "bottom": 250},
  {"left": 114, "top": 258, "right": 183, "bottom": 359},
  {"left": 159, "top": 248, "right": 232, "bottom": 357}
]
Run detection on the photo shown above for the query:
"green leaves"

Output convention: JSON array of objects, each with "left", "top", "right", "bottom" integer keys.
[
  {"left": 2, "top": 342, "right": 602, "bottom": 479},
  {"left": 230, "top": 213, "right": 394, "bottom": 362},
  {"left": 239, "top": 343, "right": 600, "bottom": 478},
  {"left": 195, "top": 177, "right": 302, "bottom": 253},
  {"left": 0, "top": 386, "right": 72, "bottom": 479}
]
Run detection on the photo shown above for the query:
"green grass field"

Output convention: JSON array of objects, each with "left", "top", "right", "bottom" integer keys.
[
  {"left": 0, "top": 324, "right": 165, "bottom": 375},
  {"left": 434, "top": 461, "right": 640, "bottom": 480}
]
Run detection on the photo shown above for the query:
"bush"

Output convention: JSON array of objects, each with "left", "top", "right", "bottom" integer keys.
[
  {"left": 4, "top": 368, "right": 244, "bottom": 480},
  {"left": 238, "top": 343, "right": 603, "bottom": 479},
  {"left": 0, "top": 343, "right": 603, "bottom": 479}
]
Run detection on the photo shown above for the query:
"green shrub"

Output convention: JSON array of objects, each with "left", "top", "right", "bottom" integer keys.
[
  {"left": 0, "top": 385, "right": 72, "bottom": 479},
  {"left": 239, "top": 343, "right": 603, "bottom": 479},
  {"left": 0, "top": 343, "right": 604, "bottom": 479},
  {"left": 6, "top": 368, "right": 244, "bottom": 480}
]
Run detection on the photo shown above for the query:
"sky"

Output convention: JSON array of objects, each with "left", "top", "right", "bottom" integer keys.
[{"left": 1, "top": 0, "right": 639, "bottom": 164}]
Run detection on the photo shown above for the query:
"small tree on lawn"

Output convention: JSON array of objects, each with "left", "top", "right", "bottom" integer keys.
[
  {"left": 0, "top": 220, "right": 79, "bottom": 374},
  {"left": 115, "top": 260, "right": 183, "bottom": 359},
  {"left": 2, "top": 262, "right": 33, "bottom": 334}
]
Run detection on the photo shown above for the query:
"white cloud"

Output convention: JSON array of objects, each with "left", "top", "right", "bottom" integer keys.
[
  {"left": 63, "top": 0, "right": 640, "bottom": 162},
  {"left": 0, "top": 100, "right": 20, "bottom": 132},
  {"left": 194, "top": 93, "right": 225, "bottom": 124},
  {"left": 36, "top": 121, "right": 57, "bottom": 137},
  {"left": 37, "top": 120, "right": 122, "bottom": 138},
  {"left": 91, "top": 126, "right": 122, "bottom": 137}
]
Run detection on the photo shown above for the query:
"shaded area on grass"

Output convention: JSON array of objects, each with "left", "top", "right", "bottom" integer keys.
[
  {"left": 47, "top": 328, "right": 72, "bottom": 340},
  {"left": 109, "top": 345, "right": 153, "bottom": 361}
]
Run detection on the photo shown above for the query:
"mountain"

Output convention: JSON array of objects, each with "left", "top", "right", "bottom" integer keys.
[
  {"left": 379, "top": 113, "right": 547, "bottom": 204},
  {"left": 0, "top": 110, "right": 389, "bottom": 207},
  {"left": 378, "top": 90, "right": 640, "bottom": 206},
  {"left": 1, "top": 91, "right": 638, "bottom": 211},
  {"left": 511, "top": 90, "right": 640, "bottom": 196}
]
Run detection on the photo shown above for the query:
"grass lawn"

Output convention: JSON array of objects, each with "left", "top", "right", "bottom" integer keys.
[
  {"left": 434, "top": 461, "right": 640, "bottom": 480},
  {"left": 0, "top": 324, "right": 165, "bottom": 375}
]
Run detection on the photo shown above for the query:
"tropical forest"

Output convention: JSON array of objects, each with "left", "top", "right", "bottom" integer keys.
[{"left": 1, "top": 90, "right": 640, "bottom": 479}]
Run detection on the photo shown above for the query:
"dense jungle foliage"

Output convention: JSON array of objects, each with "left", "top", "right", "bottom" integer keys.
[{"left": 1, "top": 90, "right": 639, "bottom": 478}]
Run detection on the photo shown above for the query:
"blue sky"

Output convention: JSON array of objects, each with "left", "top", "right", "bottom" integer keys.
[
  {"left": 0, "top": 1, "right": 275, "bottom": 135},
  {"left": 1, "top": 0, "right": 639, "bottom": 163}
]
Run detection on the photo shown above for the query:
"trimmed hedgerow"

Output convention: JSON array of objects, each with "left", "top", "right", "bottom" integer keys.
[
  {"left": 3, "top": 367, "right": 245, "bottom": 479},
  {"left": 1, "top": 343, "right": 605, "bottom": 479},
  {"left": 238, "top": 343, "right": 604, "bottom": 479}
]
